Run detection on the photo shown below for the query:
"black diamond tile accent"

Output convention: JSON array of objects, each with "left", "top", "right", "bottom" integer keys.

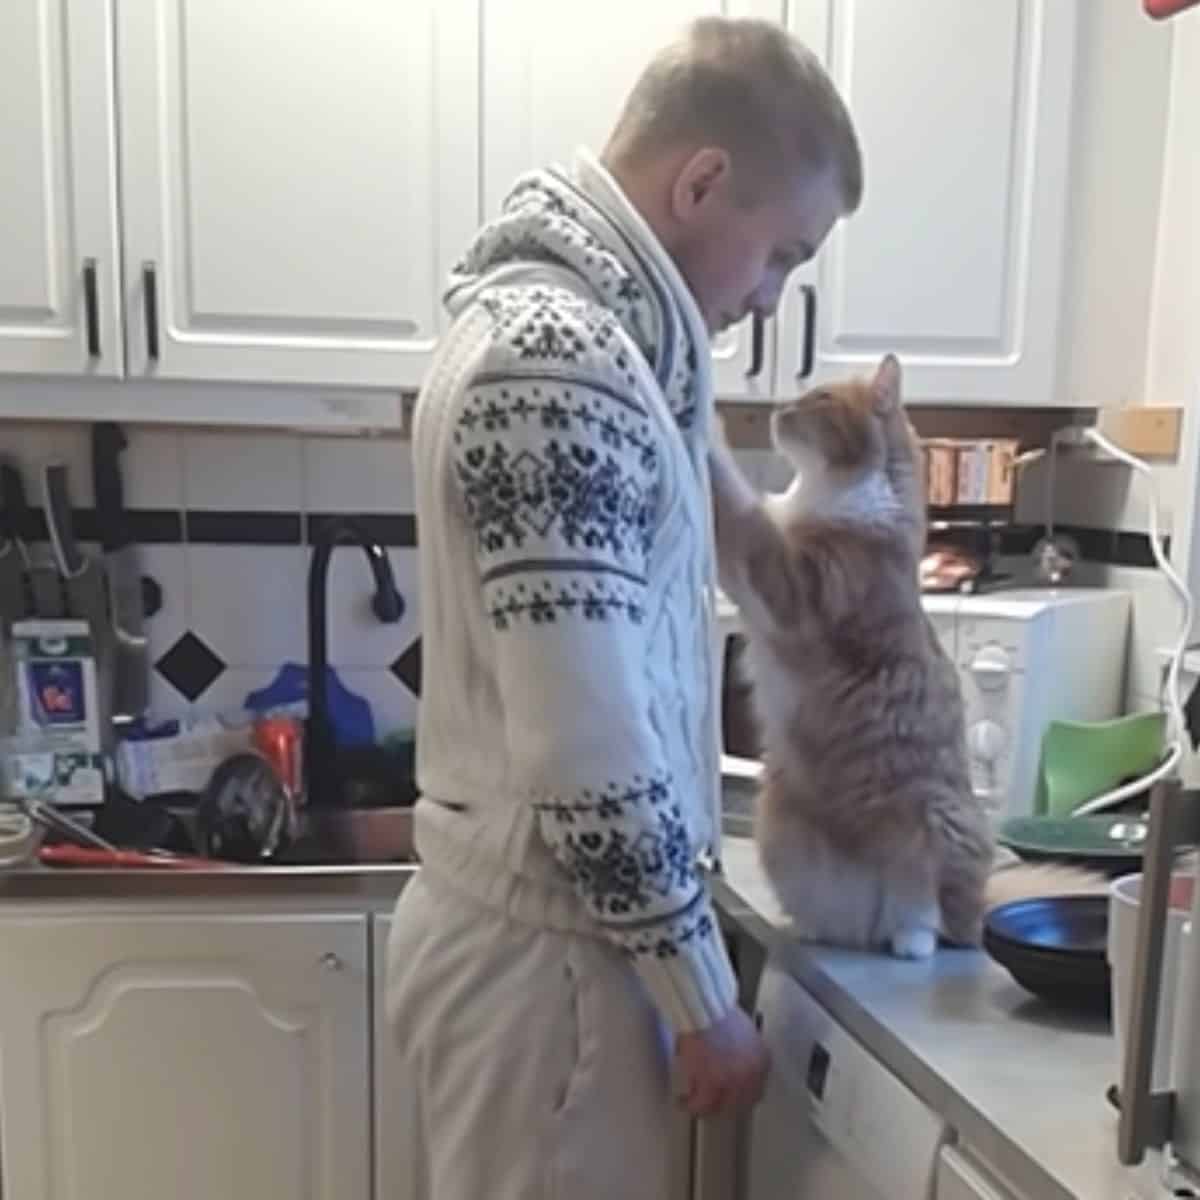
[
  {"left": 155, "top": 631, "right": 227, "bottom": 701},
  {"left": 391, "top": 638, "right": 422, "bottom": 698}
]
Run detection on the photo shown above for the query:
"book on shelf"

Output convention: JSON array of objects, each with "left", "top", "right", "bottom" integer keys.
[{"left": 920, "top": 438, "right": 1019, "bottom": 510}]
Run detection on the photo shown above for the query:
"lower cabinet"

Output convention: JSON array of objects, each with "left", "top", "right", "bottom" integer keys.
[
  {"left": 0, "top": 895, "right": 747, "bottom": 1200},
  {"left": 372, "top": 912, "right": 408, "bottom": 1200},
  {"left": 0, "top": 910, "right": 371, "bottom": 1200}
]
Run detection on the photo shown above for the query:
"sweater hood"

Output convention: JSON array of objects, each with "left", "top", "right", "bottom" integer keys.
[{"left": 445, "top": 151, "right": 711, "bottom": 430}]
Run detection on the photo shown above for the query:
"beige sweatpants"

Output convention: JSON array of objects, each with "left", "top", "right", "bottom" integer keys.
[{"left": 384, "top": 868, "right": 686, "bottom": 1200}]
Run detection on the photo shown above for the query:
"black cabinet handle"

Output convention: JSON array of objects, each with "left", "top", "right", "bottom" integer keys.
[
  {"left": 82, "top": 259, "right": 101, "bottom": 359},
  {"left": 143, "top": 262, "right": 160, "bottom": 363},
  {"left": 798, "top": 284, "right": 817, "bottom": 380},
  {"left": 744, "top": 312, "right": 765, "bottom": 380}
]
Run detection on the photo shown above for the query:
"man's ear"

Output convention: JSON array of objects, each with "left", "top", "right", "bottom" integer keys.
[
  {"left": 872, "top": 354, "right": 902, "bottom": 414},
  {"left": 670, "top": 147, "right": 732, "bottom": 224}
]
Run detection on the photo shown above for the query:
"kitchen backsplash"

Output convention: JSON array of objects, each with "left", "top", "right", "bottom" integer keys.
[
  {"left": 1, "top": 420, "right": 1178, "bottom": 728},
  {"left": 3, "top": 423, "right": 421, "bottom": 737}
]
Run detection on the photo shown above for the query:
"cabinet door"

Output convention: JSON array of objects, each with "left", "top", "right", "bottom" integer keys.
[
  {"left": 372, "top": 913, "right": 404, "bottom": 1200},
  {"left": 0, "top": 912, "right": 370, "bottom": 1200},
  {"left": 782, "top": 0, "right": 1078, "bottom": 405},
  {"left": 480, "top": 0, "right": 782, "bottom": 401},
  {"left": 0, "top": 0, "right": 122, "bottom": 377},
  {"left": 115, "top": 0, "right": 479, "bottom": 389}
]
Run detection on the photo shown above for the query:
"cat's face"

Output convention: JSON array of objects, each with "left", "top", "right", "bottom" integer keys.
[{"left": 771, "top": 355, "right": 903, "bottom": 479}]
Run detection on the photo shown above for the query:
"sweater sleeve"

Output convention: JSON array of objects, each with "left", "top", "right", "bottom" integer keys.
[{"left": 449, "top": 288, "right": 737, "bottom": 1036}]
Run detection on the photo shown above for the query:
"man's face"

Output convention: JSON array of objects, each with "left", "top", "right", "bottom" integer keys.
[{"left": 670, "top": 160, "right": 846, "bottom": 336}]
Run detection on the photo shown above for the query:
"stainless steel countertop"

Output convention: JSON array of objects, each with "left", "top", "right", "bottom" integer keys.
[{"left": 713, "top": 837, "right": 1172, "bottom": 1200}]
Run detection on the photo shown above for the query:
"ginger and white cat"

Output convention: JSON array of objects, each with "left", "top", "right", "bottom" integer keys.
[{"left": 711, "top": 355, "right": 1096, "bottom": 959}]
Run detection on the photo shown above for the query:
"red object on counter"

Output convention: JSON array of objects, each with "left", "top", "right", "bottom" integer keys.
[
  {"left": 39, "top": 845, "right": 227, "bottom": 870},
  {"left": 253, "top": 716, "right": 303, "bottom": 799},
  {"left": 1145, "top": 0, "right": 1200, "bottom": 17}
]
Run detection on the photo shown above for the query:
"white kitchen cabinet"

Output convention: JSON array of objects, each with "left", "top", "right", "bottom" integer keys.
[
  {"left": 0, "top": 911, "right": 370, "bottom": 1200},
  {"left": 372, "top": 913, "right": 405, "bottom": 1200},
  {"left": 0, "top": 0, "right": 123, "bottom": 378},
  {"left": 113, "top": 0, "right": 480, "bottom": 390},
  {"left": 480, "top": 0, "right": 783, "bottom": 401},
  {"left": 782, "top": 0, "right": 1078, "bottom": 406},
  {"left": 1, "top": 0, "right": 1084, "bottom": 417}
]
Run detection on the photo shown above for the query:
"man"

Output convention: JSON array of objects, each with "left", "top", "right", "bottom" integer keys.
[{"left": 386, "top": 17, "right": 862, "bottom": 1199}]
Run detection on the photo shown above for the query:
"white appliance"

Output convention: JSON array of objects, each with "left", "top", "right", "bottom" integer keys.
[
  {"left": 748, "top": 962, "right": 1017, "bottom": 1200},
  {"left": 718, "top": 588, "right": 1131, "bottom": 821},
  {"left": 926, "top": 588, "right": 1130, "bottom": 819}
]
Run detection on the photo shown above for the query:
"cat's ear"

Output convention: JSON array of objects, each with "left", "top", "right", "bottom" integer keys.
[{"left": 871, "top": 354, "right": 903, "bottom": 414}]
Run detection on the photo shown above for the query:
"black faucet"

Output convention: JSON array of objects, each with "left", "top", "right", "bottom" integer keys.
[{"left": 306, "top": 518, "right": 404, "bottom": 806}]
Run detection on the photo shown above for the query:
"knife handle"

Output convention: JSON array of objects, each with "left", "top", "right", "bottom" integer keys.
[
  {"left": 92, "top": 422, "right": 129, "bottom": 554},
  {"left": 0, "top": 461, "right": 33, "bottom": 545}
]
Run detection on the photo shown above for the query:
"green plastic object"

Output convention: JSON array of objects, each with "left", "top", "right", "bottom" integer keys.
[{"left": 1034, "top": 712, "right": 1167, "bottom": 817}]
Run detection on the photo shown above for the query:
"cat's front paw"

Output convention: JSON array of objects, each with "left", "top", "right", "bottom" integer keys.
[{"left": 890, "top": 927, "right": 937, "bottom": 959}]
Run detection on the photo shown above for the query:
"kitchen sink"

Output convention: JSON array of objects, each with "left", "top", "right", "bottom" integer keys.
[{"left": 279, "top": 806, "right": 416, "bottom": 866}]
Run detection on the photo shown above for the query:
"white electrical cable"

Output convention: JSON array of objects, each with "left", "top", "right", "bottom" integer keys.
[{"left": 1071, "top": 426, "right": 1193, "bottom": 816}]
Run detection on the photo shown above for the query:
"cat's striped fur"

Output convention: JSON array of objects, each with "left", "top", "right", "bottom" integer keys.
[{"left": 711, "top": 357, "right": 1100, "bottom": 958}]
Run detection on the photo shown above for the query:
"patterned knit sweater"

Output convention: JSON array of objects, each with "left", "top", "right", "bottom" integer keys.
[{"left": 410, "top": 151, "right": 736, "bottom": 1034}]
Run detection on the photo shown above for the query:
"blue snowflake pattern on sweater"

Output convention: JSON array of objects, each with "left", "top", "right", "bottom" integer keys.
[
  {"left": 485, "top": 577, "right": 645, "bottom": 630},
  {"left": 455, "top": 437, "right": 657, "bottom": 560},
  {"left": 452, "top": 292, "right": 662, "bottom": 618},
  {"left": 534, "top": 775, "right": 705, "bottom": 939}
]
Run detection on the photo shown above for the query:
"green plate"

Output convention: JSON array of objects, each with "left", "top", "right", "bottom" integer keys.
[{"left": 998, "top": 815, "right": 1153, "bottom": 876}]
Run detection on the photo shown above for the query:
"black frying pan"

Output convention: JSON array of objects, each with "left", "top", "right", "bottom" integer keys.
[{"left": 983, "top": 896, "right": 1111, "bottom": 1012}]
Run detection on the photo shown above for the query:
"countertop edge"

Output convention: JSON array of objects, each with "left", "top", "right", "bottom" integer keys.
[{"left": 0, "top": 863, "right": 417, "bottom": 906}]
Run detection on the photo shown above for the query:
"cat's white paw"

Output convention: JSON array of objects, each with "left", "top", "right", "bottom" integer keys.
[{"left": 890, "top": 927, "right": 937, "bottom": 959}]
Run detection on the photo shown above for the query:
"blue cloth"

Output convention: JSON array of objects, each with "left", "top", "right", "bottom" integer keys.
[{"left": 244, "top": 662, "right": 375, "bottom": 747}]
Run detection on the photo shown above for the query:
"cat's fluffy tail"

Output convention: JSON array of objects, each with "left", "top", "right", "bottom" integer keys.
[
  {"left": 941, "top": 861, "right": 1108, "bottom": 947},
  {"left": 984, "top": 861, "right": 1109, "bottom": 909}
]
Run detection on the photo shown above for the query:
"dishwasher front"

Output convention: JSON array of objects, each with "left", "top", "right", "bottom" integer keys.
[{"left": 747, "top": 962, "right": 951, "bottom": 1200}]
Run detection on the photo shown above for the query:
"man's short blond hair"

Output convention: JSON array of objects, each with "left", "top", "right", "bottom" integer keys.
[{"left": 606, "top": 18, "right": 863, "bottom": 211}]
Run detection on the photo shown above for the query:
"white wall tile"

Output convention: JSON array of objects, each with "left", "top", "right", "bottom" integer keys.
[
  {"left": 190, "top": 667, "right": 283, "bottom": 720},
  {"left": 141, "top": 545, "right": 190, "bottom": 668},
  {"left": 323, "top": 547, "right": 418, "bottom": 669},
  {"left": 1104, "top": 565, "right": 1185, "bottom": 710},
  {"left": 1014, "top": 455, "right": 1130, "bottom": 530},
  {"left": 187, "top": 546, "right": 307, "bottom": 667},
  {"left": 3, "top": 424, "right": 184, "bottom": 513},
  {"left": 5, "top": 425, "right": 93, "bottom": 508},
  {"left": 148, "top": 668, "right": 193, "bottom": 724},
  {"left": 182, "top": 432, "right": 303, "bottom": 511},
  {"left": 1014, "top": 450, "right": 1176, "bottom": 539},
  {"left": 303, "top": 436, "right": 413, "bottom": 512},
  {"left": 124, "top": 429, "right": 184, "bottom": 510},
  {"left": 338, "top": 668, "right": 418, "bottom": 739}
]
